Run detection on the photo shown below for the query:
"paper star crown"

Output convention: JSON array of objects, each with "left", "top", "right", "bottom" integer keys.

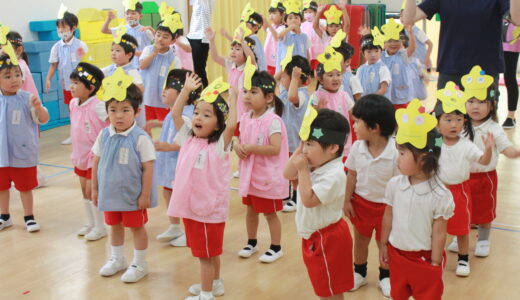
[
  {"left": 73, "top": 65, "right": 99, "bottom": 85},
  {"left": 461, "top": 65, "right": 494, "bottom": 101},
  {"left": 97, "top": 67, "right": 133, "bottom": 102},
  {"left": 113, "top": 23, "right": 127, "bottom": 43},
  {"left": 280, "top": 44, "right": 294, "bottom": 71},
  {"left": 159, "top": 2, "right": 175, "bottom": 20},
  {"left": 0, "top": 24, "right": 11, "bottom": 45},
  {"left": 243, "top": 56, "right": 257, "bottom": 90},
  {"left": 57, "top": 3, "right": 68, "bottom": 19},
  {"left": 370, "top": 27, "right": 386, "bottom": 47},
  {"left": 395, "top": 99, "right": 438, "bottom": 149},
  {"left": 269, "top": 0, "right": 286, "bottom": 12},
  {"left": 330, "top": 29, "right": 346, "bottom": 48},
  {"left": 200, "top": 77, "right": 230, "bottom": 120},
  {"left": 303, "top": 0, "right": 318, "bottom": 10},
  {"left": 380, "top": 18, "right": 403, "bottom": 41},
  {"left": 161, "top": 13, "right": 183, "bottom": 33},
  {"left": 123, "top": 0, "right": 139, "bottom": 11},
  {"left": 436, "top": 81, "right": 468, "bottom": 114},
  {"left": 317, "top": 46, "right": 343, "bottom": 73},
  {"left": 511, "top": 26, "right": 520, "bottom": 44},
  {"left": 233, "top": 22, "right": 253, "bottom": 44},
  {"left": 0, "top": 41, "right": 19, "bottom": 66},
  {"left": 299, "top": 97, "right": 348, "bottom": 144},
  {"left": 284, "top": 0, "right": 302, "bottom": 15},
  {"left": 240, "top": 3, "right": 256, "bottom": 24},
  {"left": 324, "top": 5, "right": 343, "bottom": 25}
]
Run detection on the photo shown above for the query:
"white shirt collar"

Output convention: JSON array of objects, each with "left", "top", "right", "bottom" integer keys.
[
  {"left": 397, "top": 175, "right": 440, "bottom": 195},
  {"left": 60, "top": 37, "right": 76, "bottom": 46},
  {"left": 358, "top": 138, "right": 396, "bottom": 161},
  {"left": 473, "top": 118, "right": 493, "bottom": 130},
  {"left": 312, "top": 157, "right": 343, "bottom": 175},
  {"left": 108, "top": 121, "right": 137, "bottom": 137}
]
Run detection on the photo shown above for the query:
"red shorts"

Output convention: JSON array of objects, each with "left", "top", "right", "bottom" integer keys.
[
  {"left": 342, "top": 156, "right": 348, "bottom": 172},
  {"left": 393, "top": 103, "right": 409, "bottom": 111},
  {"left": 469, "top": 171, "right": 497, "bottom": 224},
  {"left": 63, "top": 90, "right": 73, "bottom": 105},
  {"left": 302, "top": 219, "right": 354, "bottom": 297},
  {"left": 234, "top": 121, "right": 240, "bottom": 137},
  {"left": 388, "top": 244, "right": 446, "bottom": 300},
  {"left": 349, "top": 194, "right": 386, "bottom": 241},
  {"left": 183, "top": 218, "right": 225, "bottom": 258},
  {"left": 163, "top": 187, "right": 172, "bottom": 191},
  {"left": 310, "top": 59, "right": 320, "bottom": 71},
  {"left": 104, "top": 209, "right": 148, "bottom": 227},
  {"left": 145, "top": 105, "right": 170, "bottom": 121},
  {"left": 267, "top": 65, "right": 276, "bottom": 76},
  {"left": 0, "top": 167, "right": 38, "bottom": 191},
  {"left": 242, "top": 195, "right": 283, "bottom": 213},
  {"left": 446, "top": 181, "right": 472, "bottom": 236},
  {"left": 74, "top": 167, "right": 92, "bottom": 179}
]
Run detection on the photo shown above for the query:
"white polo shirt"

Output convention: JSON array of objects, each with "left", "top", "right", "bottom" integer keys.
[
  {"left": 438, "top": 137, "right": 482, "bottom": 185},
  {"left": 470, "top": 119, "right": 512, "bottom": 173},
  {"left": 385, "top": 175, "right": 454, "bottom": 251},
  {"left": 345, "top": 138, "right": 399, "bottom": 203}
]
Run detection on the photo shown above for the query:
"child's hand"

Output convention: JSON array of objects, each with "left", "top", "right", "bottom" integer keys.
[
  {"left": 379, "top": 245, "right": 389, "bottom": 268},
  {"left": 291, "top": 66, "right": 302, "bottom": 80},
  {"left": 482, "top": 132, "right": 495, "bottom": 149},
  {"left": 152, "top": 46, "right": 161, "bottom": 55},
  {"left": 234, "top": 143, "right": 248, "bottom": 159},
  {"left": 358, "top": 25, "right": 370, "bottom": 36},
  {"left": 45, "top": 79, "right": 51, "bottom": 93},
  {"left": 228, "top": 86, "right": 239, "bottom": 101},
  {"left": 144, "top": 119, "right": 161, "bottom": 132},
  {"left": 77, "top": 47, "right": 86, "bottom": 59},
  {"left": 205, "top": 27, "right": 216, "bottom": 41},
  {"left": 184, "top": 72, "right": 202, "bottom": 91},
  {"left": 343, "top": 200, "right": 355, "bottom": 218},
  {"left": 425, "top": 56, "right": 432, "bottom": 70},
  {"left": 31, "top": 95, "right": 42, "bottom": 109},
  {"left": 135, "top": 50, "right": 142, "bottom": 57},
  {"left": 140, "top": 26, "right": 155, "bottom": 35},
  {"left": 107, "top": 10, "right": 116, "bottom": 21},
  {"left": 219, "top": 28, "right": 229, "bottom": 37},
  {"left": 154, "top": 141, "right": 170, "bottom": 152},
  {"left": 293, "top": 153, "right": 309, "bottom": 170},
  {"left": 138, "top": 195, "right": 150, "bottom": 209},
  {"left": 317, "top": 97, "right": 328, "bottom": 109}
]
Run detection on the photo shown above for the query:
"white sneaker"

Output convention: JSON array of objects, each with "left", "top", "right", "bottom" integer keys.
[
  {"left": 156, "top": 225, "right": 184, "bottom": 242},
  {"left": 61, "top": 136, "right": 72, "bottom": 145},
  {"left": 170, "top": 233, "right": 187, "bottom": 247},
  {"left": 0, "top": 218, "right": 13, "bottom": 231},
  {"left": 456, "top": 260, "right": 470, "bottom": 277},
  {"left": 233, "top": 171, "right": 239, "bottom": 178},
  {"left": 77, "top": 225, "right": 93, "bottom": 236},
  {"left": 185, "top": 294, "right": 215, "bottom": 300},
  {"left": 85, "top": 228, "right": 107, "bottom": 241},
  {"left": 378, "top": 277, "right": 391, "bottom": 297},
  {"left": 349, "top": 272, "right": 368, "bottom": 291},
  {"left": 475, "top": 240, "right": 490, "bottom": 257},
  {"left": 259, "top": 249, "right": 283, "bottom": 263},
  {"left": 121, "top": 263, "right": 148, "bottom": 283},
  {"left": 188, "top": 278, "right": 225, "bottom": 296},
  {"left": 99, "top": 256, "right": 127, "bottom": 276},
  {"left": 238, "top": 244, "right": 258, "bottom": 258},
  {"left": 447, "top": 237, "right": 459, "bottom": 253},
  {"left": 25, "top": 219, "right": 40, "bottom": 232},
  {"left": 282, "top": 200, "right": 297, "bottom": 212}
]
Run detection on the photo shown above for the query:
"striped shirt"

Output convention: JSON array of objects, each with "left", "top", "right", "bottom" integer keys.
[{"left": 187, "top": 0, "right": 215, "bottom": 43}]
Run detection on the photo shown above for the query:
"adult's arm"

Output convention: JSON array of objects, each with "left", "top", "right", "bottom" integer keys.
[
  {"left": 402, "top": 0, "right": 430, "bottom": 25},
  {"left": 511, "top": 0, "right": 520, "bottom": 25}
]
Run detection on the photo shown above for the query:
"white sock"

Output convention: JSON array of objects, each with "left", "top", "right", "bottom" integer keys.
[
  {"left": 213, "top": 278, "right": 222, "bottom": 286},
  {"left": 200, "top": 291, "right": 213, "bottom": 299},
  {"left": 83, "top": 199, "right": 94, "bottom": 227},
  {"left": 90, "top": 202, "right": 106, "bottom": 231},
  {"left": 111, "top": 245, "right": 125, "bottom": 258},
  {"left": 169, "top": 223, "right": 181, "bottom": 230},
  {"left": 132, "top": 249, "right": 147, "bottom": 266}
]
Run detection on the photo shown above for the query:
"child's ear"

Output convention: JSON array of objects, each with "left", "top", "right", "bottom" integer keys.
[
  {"left": 328, "top": 144, "right": 340, "bottom": 155},
  {"left": 88, "top": 84, "right": 96, "bottom": 94}
]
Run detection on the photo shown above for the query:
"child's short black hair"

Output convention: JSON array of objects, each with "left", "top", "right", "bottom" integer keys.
[
  {"left": 311, "top": 109, "right": 350, "bottom": 157},
  {"left": 70, "top": 62, "right": 105, "bottom": 97},
  {"left": 360, "top": 34, "right": 382, "bottom": 52},
  {"left": 0, "top": 54, "right": 22, "bottom": 73},
  {"left": 56, "top": 12, "right": 79, "bottom": 31},
  {"left": 269, "top": 2, "right": 286, "bottom": 14},
  {"left": 6, "top": 31, "right": 28, "bottom": 64},
  {"left": 303, "top": 1, "right": 318, "bottom": 12},
  {"left": 126, "top": 2, "right": 143, "bottom": 13},
  {"left": 284, "top": 55, "right": 311, "bottom": 84},
  {"left": 334, "top": 41, "right": 355, "bottom": 62},
  {"left": 352, "top": 94, "right": 396, "bottom": 137},
  {"left": 284, "top": 12, "right": 303, "bottom": 23},
  {"left": 156, "top": 20, "right": 182, "bottom": 40},
  {"left": 114, "top": 33, "right": 139, "bottom": 61},
  {"left": 250, "top": 71, "right": 284, "bottom": 117},
  {"left": 165, "top": 69, "right": 202, "bottom": 104},
  {"left": 231, "top": 36, "right": 256, "bottom": 49},
  {"left": 247, "top": 12, "right": 264, "bottom": 31},
  {"left": 105, "top": 83, "right": 143, "bottom": 113},
  {"left": 397, "top": 129, "right": 442, "bottom": 178},
  {"left": 434, "top": 100, "right": 474, "bottom": 141}
]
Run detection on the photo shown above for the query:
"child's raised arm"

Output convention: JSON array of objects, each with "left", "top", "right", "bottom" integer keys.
[
  {"left": 139, "top": 46, "right": 159, "bottom": 70},
  {"left": 172, "top": 73, "right": 202, "bottom": 130},
  {"left": 205, "top": 27, "right": 226, "bottom": 67},
  {"left": 222, "top": 87, "right": 238, "bottom": 148},
  {"left": 101, "top": 10, "right": 116, "bottom": 34},
  {"left": 405, "top": 25, "right": 416, "bottom": 58},
  {"left": 288, "top": 66, "right": 302, "bottom": 106},
  {"left": 431, "top": 217, "right": 448, "bottom": 266},
  {"left": 313, "top": 6, "right": 325, "bottom": 38},
  {"left": 220, "top": 28, "right": 233, "bottom": 42},
  {"left": 340, "top": 0, "right": 350, "bottom": 37}
]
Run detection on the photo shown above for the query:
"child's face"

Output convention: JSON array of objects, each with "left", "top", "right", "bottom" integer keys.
[
  {"left": 326, "top": 24, "right": 341, "bottom": 36},
  {"left": 286, "top": 14, "right": 302, "bottom": 27},
  {"left": 246, "top": 22, "right": 260, "bottom": 34},
  {"left": 385, "top": 39, "right": 402, "bottom": 55},
  {"left": 0, "top": 67, "right": 22, "bottom": 95},
  {"left": 397, "top": 146, "right": 421, "bottom": 176},
  {"left": 303, "top": 9, "right": 316, "bottom": 22},
  {"left": 243, "top": 87, "right": 272, "bottom": 113},
  {"left": 154, "top": 30, "right": 175, "bottom": 51},
  {"left": 70, "top": 79, "right": 93, "bottom": 100},
  {"left": 319, "top": 70, "right": 342, "bottom": 92},
  {"left": 192, "top": 101, "right": 219, "bottom": 138},
  {"left": 352, "top": 117, "right": 373, "bottom": 140},
  {"left": 57, "top": 23, "right": 75, "bottom": 41},
  {"left": 162, "top": 87, "right": 180, "bottom": 107},
  {"left": 280, "top": 71, "right": 291, "bottom": 91},
  {"left": 466, "top": 98, "right": 492, "bottom": 123},
  {"left": 229, "top": 44, "right": 246, "bottom": 65},
  {"left": 111, "top": 44, "right": 133, "bottom": 66},
  {"left": 107, "top": 100, "right": 138, "bottom": 132},
  {"left": 125, "top": 10, "right": 142, "bottom": 26},
  {"left": 363, "top": 48, "right": 381, "bottom": 64},
  {"left": 437, "top": 112, "right": 464, "bottom": 140},
  {"left": 302, "top": 140, "right": 338, "bottom": 168},
  {"left": 269, "top": 11, "right": 284, "bottom": 25}
]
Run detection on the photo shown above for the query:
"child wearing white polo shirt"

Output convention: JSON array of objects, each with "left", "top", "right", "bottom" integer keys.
[
  {"left": 344, "top": 95, "right": 398, "bottom": 297},
  {"left": 284, "top": 108, "right": 353, "bottom": 299}
]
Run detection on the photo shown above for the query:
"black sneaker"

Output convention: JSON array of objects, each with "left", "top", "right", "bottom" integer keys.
[{"left": 502, "top": 117, "right": 516, "bottom": 129}]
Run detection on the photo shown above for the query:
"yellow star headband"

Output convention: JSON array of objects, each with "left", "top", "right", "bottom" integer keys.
[
  {"left": 330, "top": 29, "right": 346, "bottom": 48},
  {"left": 200, "top": 77, "right": 230, "bottom": 120},
  {"left": 159, "top": 2, "right": 175, "bottom": 20},
  {"left": 97, "top": 67, "right": 134, "bottom": 101},
  {"left": 57, "top": 3, "right": 68, "bottom": 19},
  {"left": 436, "top": 81, "right": 468, "bottom": 114},
  {"left": 511, "top": 26, "right": 520, "bottom": 44},
  {"left": 371, "top": 27, "right": 386, "bottom": 47},
  {"left": 270, "top": 0, "right": 279, "bottom": 8},
  {"left": 240, "top": 3, "right": 255, "bottom": 22},
  {"left": 0, "top": 41, "right": 19, "bottom": 66},
  {"left": 280, "top": 44, "right": 294, "bottom": 71},
  {"left": 317, "top": 46, "right": 343, "bottom": 73},
  {"left": 113, "top": 23, "right": 127, "bottom": 44},
  {"left": 0, "top": 24, "right": 11, "bottom": 45},
  {"left": 162, "top": 13, "right": 183, "bottom": 33},
  {"left": 299, "top": 96, "right": 318, "bottom": 140},
  {"left": 299, "top": 96, "right": 347, "bottom": 144},
  {"left": 123, "top": 0, "right": 139, "bottom": 11},
  {"left": 243, "top": 56, "right": 257, "bottom": 91},
  {"left": 395, "top": 99, "right": 437, "bottom": 149},
  {"left": 381, "top": 18, "right": 403, "bottom": 41},
  {"left": 284, "top": 0, "right": 302, "bottom": 15},
  {"left": 324, "top": 5, "right": 343, "bottom": 25},
  {"left": 461, "top": 65, "right": 494, "bottom": 101},
  {"left": 233, "top": 22, "right": 253, "bottom": 43}
]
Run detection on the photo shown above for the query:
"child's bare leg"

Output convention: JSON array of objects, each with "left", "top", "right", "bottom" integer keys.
[
  {"left": 264, "top": 212, "right": 281, "bottom": 245},
  {"left": 200, "top": 257, "right": 215, "bottom": 292},
  {"left": 246, "top": 206, "right": 259, "bottom": 239},
  {"left": 162, "top": 189, "right": 179, "bottom": 224},
  {"left": 19, "top": 191, "right": 34, "bottom": 216},
  {"left": 213, "top": 256, "right": 220, "bottom": 280},
  {"left": 0, "top": 190, "right": 9, "bottom": 214},
  {"left": 321, "top": 293, "right": 344, "bottom": 300},
  {"left": 111, "top": 224, "right": 125, "bottom": 246},
  {"left": 353, "top": 228, "right": 371, "bottom": 265},
  {"left": 458, "top": 234, "right": 469, "bottom": 255},
  {"left": 131, "top": 226, "right": 148, "bottom": 250}
]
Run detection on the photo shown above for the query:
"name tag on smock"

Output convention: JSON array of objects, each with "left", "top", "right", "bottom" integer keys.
[
  {"left": 119, "top": 148, "right": 130, "bottom": 165},
  {"left": 194, "top": 151, "right": 207, "bottom": 169},
  {"left": 12, "top": 110, "right": 21, "bottom": 125}
]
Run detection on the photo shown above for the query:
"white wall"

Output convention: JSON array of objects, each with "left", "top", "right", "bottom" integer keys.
[{"left": 0, "top": 0, "right": 188, "bottom": 42}]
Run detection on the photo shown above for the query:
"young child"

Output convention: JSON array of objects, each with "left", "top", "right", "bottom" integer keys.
[
  {"left": 148, "top": 69, "right": 201, "bottom": 247},
  {"left": 0, "top": 51, "right": 49, "bottom": 232},
  {"left": 356, "top": 34, "right": 391, "bottom": 99},
  {"left": 92, "top": 68, "right": 157, "bottom": 283},
  {"left": 46, "top": 8, "right": 88, "bottom": 145},
  {"left": 283, "top": 107, "right": 353, "bottom": 299},
  {"left": 380, "top": 99, "right": 454, "bottom": 300},
  {"left": 312, "top": 46, "right": 354, "bottom": 156},
  {"left": 278, "top": 53, "right": 312, "bottom": 212},
  {"left": 242, "top": 7, "right": 267, "bottom": 72},
  {"left": 69, "top": 63, "right": 108, "bottom": 241},
  {"left": 343, "top": 95, "right": 397, "bottom": 297},
  {"left": 236, "top": 62, "right": 289, "bottom": 263},
  {"left": 301, "top": 1, "right": 324, "bottom": 71},
  {"left": 400, "top": 10, "right": 434, "bottom": 73},
  {"left": 463, "top": 67, "right": 520, "bottom": 257},
  {"left": 101, "top": 0, "right": 154, "bottom": 68},
  {"left": 140, "top": 14, "right": 183, "bottom": 121},
  {"left": 168, "top": 78, "right": 237, "bottom": 300},
  {"left": 264, "top": 1, "right": 286, "bottom": 75},
  {"left": 313, "top": 2, "right": 350, "bottom": 50},
  {"left": 331, "top": 31, "right": 363, "bottom": 101},
  {"left": 434, "top": 81, "right": 494, "bottom": 277}
]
